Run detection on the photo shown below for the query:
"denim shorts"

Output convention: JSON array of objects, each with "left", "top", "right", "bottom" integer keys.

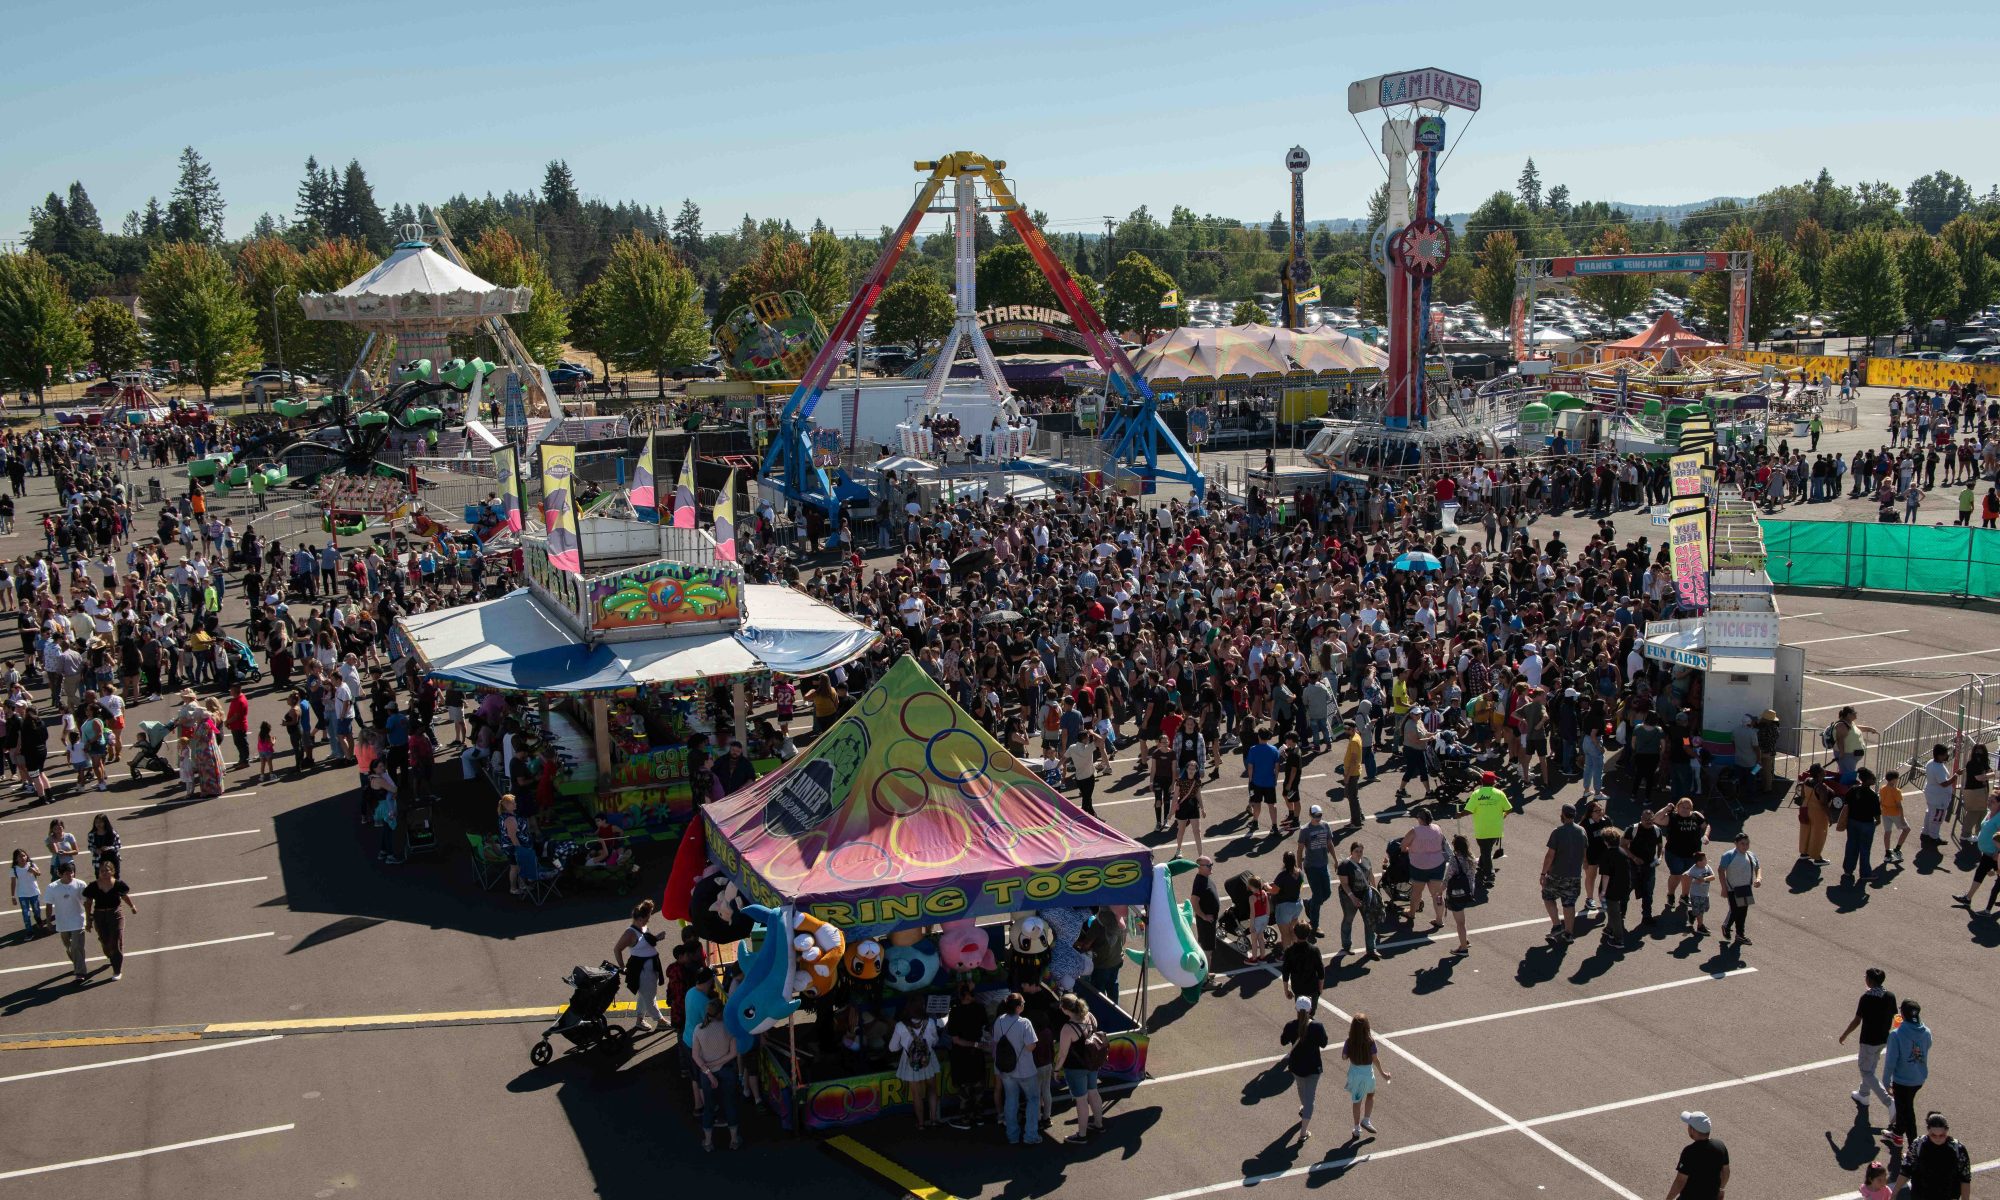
[
  {"left": 1408, "top": 862, "right": 1445, "bottom": 883},
  {"left": 1063, "top": 1067, "right": 1098, "bottom": 1099},
  {"left": 1664, "top": 852, "right": 1694, "bottom": 877},
  {"left": 1274, "top": 901, "right": 1303, "bottom": 925}
]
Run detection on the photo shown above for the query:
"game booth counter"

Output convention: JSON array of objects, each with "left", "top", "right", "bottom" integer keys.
[
  {"left": 671, "top": 655, "right": 1212, "bottom": 1132},
  {"left": 395, "top": 531, "right": 878, "bottom": 850}
]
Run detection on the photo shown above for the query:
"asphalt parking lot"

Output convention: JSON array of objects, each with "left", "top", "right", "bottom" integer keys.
[{"left": 3, "top": 388, "right": 1998, "bottom": 1200}]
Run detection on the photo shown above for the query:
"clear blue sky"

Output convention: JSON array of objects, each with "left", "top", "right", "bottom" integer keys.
[{"left": 7, "top": 0, "right": 1998, "bottom": 241}]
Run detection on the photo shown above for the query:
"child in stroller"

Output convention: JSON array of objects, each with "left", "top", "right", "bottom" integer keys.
[
  {"left": 1221, "top": 870, "right": 1279, "bottom": 961},
  {"left": 1378, "top": 839, "right": 1413, "bottom": 925},
  {"left": 529, "top": 962, "right": 631, "bottom": 1065}
]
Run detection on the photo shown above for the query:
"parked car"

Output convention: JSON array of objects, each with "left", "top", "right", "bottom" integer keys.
[{"left": 670, "top": 363, "right": 722, "bottom": 380}]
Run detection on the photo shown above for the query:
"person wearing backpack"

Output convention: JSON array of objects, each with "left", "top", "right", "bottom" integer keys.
[
  {"left": 889, "top": 997, "right": 942, "bottom": 1130},
  {"left": 1054, "top": 993, "right": 1107, "bottom": 1143},
  {"left": 991, "top": 992, "right": 1042, "bottom": 1145},
  {"left": 1278, "top": 995, "right": 1330, "bottom": 1144}
]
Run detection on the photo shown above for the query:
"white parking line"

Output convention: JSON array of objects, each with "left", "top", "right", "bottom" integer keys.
[
  {"left": 1388, "top": 968, "right": 1755, "bottom": 1038},
  {"left": 1791, "top": 629, "right": 1910, "bottom": 646},
  {"left": 1142, "top": 916, "right": 1557, "bottom": 995},
  {"left": 0, "top": 1123, "right": 294, "bottom": 1180},
  {"left": 1141, "top": 1123, "right": 1516, "bottom": 1200},
  {"left": 1133, "top": 1053, "right": 1867, "bottom": 1200},
  {"left": 1311, "top": 992, "right": 1643, "bottom": 1199},
  {"left": 1778, "top": 611, "right": 1825, "bottom": 620},
  {"left": 0, "top": 931, "right": 275, "bottom": 976},
  {"left": 1802, "top": 687, "right": 1960, "bottom": 716},
  {"left": 115, "top": 828, "right": 261, "bottom": 852},
  {"left": 1524, "top": 1054, "right": 1847, "bottom": 1127},
  {"left": 0, "top": 791, "right": 261, "bottom": 827},
  {"left": 1839, "top": 646, "right": 2000, "bottom": 672},
  {"left": 130, "top": 876, "right": 269, "bottom": 898},
  {"left": 0, "top": 1035, "right": 283, "bottom": 1086}
]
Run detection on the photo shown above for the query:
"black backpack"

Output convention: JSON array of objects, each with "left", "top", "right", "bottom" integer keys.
[
  {"left": 992, "top": 1018, "right": 1018, "bottom": 1073},
  {"left": 903, "top": 1020, "right": 932, "bottom": 1071}
]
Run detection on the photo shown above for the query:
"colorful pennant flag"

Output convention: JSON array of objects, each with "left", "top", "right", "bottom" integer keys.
[
  {"left": 494, "top": 446, "right": 524, "bottom": 533},
  {"left": 672, "top": 443, "right": 697, "bottom": 529},
  {"left": 631, "top": 434, "right": 658, "bottom": 523},
  {"left": 1158, "top": 289, "right": 1180, "bottom": 308},
  {"left": 540, "top": 444, "right": 582, "bottom": 574},
  {"left": 714, "top": 469, "right": 737, "bottom": 562}
]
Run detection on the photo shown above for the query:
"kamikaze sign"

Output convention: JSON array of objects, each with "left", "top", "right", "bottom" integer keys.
[{"left": 1348, "top": 68, "right": 1482, "bottom": 114}]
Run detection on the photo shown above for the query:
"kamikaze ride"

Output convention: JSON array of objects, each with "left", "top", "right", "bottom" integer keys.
[
  {"left": 1306, "top": 68, "right": 1484, "bottom": 472},
  {"left": 760, "top": 152, "right": 1203, "bottom": 521}
]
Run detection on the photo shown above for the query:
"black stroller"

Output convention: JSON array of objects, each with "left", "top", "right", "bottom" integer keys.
[
  {"left": 529, "top": 962, "right": 632, "bottom": 1065},
  {"left": 1220, "top": 871, "right": 1279, "bottom": 959},
  {"left": 1378, "top": 840, "right": 1413, "bottom": 925}
]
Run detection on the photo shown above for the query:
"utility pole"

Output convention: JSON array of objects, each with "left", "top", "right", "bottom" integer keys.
[
  {"left": 1103, "top": 217, "right": 1116, "bottom": 274},
  {"left": 269, "top": 286, "right": 286, "bottom": 413}
]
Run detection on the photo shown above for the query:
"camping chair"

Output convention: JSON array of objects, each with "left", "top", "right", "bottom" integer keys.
[
  {"left": 519, "top": 853, "right": 564, "bottom": 907},
  {"left": 466, "top": 833, "right": 509, "bottom": 890}
]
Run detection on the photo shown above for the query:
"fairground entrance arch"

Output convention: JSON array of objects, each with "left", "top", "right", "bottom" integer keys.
[{"left": 1510, "top": 251, "right": 1752, "bottom": 360}]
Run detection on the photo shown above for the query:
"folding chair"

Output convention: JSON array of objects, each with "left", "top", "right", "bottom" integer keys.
[
  {"left": 519, "top": 854, "right": 564, "bottom": 906},
  {"left": 466, "top": 833, "right": 508, "bottom": 891}
]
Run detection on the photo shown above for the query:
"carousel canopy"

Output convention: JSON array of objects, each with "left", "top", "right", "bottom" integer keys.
[
  {"left": 1600, "top": 311, "right": 1720, "bottom": 360},
  {"left": 702, "top": 655, "right": 1152, "bottom": 937},
  {"left": 299, "top": 236, "right": 532, "bottom": 325}
]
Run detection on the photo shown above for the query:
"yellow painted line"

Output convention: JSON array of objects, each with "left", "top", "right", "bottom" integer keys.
[
  {"left": 0, "top": 1032, "right": 202, "bottom": 1052},
  {"left": 827, "top": 1135, "right": 963, "bottom": 1200}
]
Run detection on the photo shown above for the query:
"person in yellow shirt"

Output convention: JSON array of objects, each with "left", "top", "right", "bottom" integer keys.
[
  {"left": 1878, "top": 770, "right": 1909, "bottom": 862},
  {"left": 1389, "top": 669, "right": 1411, "bottom": 726},
  {"left": 1340, "top": 726, "right": 1366, "bottom": 826}
]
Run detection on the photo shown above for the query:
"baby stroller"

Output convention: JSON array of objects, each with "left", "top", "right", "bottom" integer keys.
[
  {"left": 222, "top": 636, "right": 262, "bottom": 684},
  {"left": 1378, "top": 840, "right": 1413, "bottom": 924},
  {"left": 128, "top": 721, "right": 176, "bottom": 779},
  {"left": 1220, "top": 870, "right": 1278, "bottom": 959},
  {"left": 529, "top": 962, "right": 631, "bottom": 1065}
]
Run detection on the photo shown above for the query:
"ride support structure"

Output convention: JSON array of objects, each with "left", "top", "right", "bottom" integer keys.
[{"left": 760, "top": 151, "right": 1204, "bottom": 520}]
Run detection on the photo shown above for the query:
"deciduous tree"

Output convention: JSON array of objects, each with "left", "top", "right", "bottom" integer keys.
[
  {"left": 1823, "top": 229, "right": 1904, "bottom": 340},
  {"left": 1103, "top": 252, "right": 1182, "bottom": 342},
  {"left": 78, "top": 297, "right": 145, "bottom": 377},
  {"left": 1895, "top": 233, "right": 1960, "bottom": 330},
  {"left": 462, "top": 228, "right": 570, "bottom": 366},
  {"left": 1471, "top": 231, "right": 1520, "bottom": 331},
  {"left": 581, "top": 233, "right": 710, "bottom": 394},
  {"left": 874, "top": 267, "right": 953, "bottom": 356},
  {"left": 140, "top": 242, "right": 259, "bottom": 402},
  {"left": 0, "top": 252, "right": 90, "bottom": 406}
]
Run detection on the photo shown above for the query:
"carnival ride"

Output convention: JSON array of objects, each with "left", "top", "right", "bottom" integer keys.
[
  {"left": 761, "top": 151, "right": 1202, "bottom": 520},
  {"left": 716, "top": 291, "right": 829, "bottom": 381},
  {"left": 266, "top": 357, "right": 498, "bottom": 486},
  {"left": 1302, "top": 68, "right": 1485, "bottom": 475},
  {"left": 298, "top": 217, "right": 565, "bottom": 449}
]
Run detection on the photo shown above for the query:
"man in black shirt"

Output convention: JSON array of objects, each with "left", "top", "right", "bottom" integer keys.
[
  {"left": 943, "top": 981, "right": 990, "bottom": 1129},
  {"left": 1665, "top": 1110, "right": 1729, "bottom": 1200},
  {"left": 1838, "top": 966, "right": 1897, "bottom": 1115},
  {"left": 1902, "top": 1111, "right": 1973, "bottom": 1200},
  {"left": 1190, "top": 856, "right": 1220, "bottom": 979},
  {"left": 1629, "top": 807, "right": 1663, "bottom": 925},
  {"left": 1841, "top": 767, "right": 1883, "bottom": 884}
]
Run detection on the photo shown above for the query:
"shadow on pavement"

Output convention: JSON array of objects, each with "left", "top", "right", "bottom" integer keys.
[{"left": 269, "top": 779, "right": 643, "bottom": 940}]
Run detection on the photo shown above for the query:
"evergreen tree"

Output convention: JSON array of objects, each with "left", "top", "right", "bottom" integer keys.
[
  {"left": 672, "top": 200, "right": 704, "bottom": 259},
  {"left": 1545, "top": 184, "right": 1571, "bottom": 219},
  {"left": 250, "top": 213, "right": 283, "bottom": 241},
  {"left": 141, "top": 198, "right": 164, "bottom": 238},
  {"left": 1516, "top": 159, "right": 1542, "bottom": 212},
  {"left": 165, "top": 146, "right": 225, "bottom": 244},
  {"left": 335, "top": 160, "right": 389, "bottom": 252},
  {"left": 295, "top": 156, "right": 331, "bottom": 233},
  {"left": 1267, "top": 211, "right": 1289, "bottom": 252},
  {"left": 541, "top": 160, "right": 579, "bottom": 214},
  {"left": 64, "top": 183, "right": 101, "bottom": 234}
]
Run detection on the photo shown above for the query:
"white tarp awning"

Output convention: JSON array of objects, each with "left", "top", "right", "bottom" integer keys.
[{"left": 397, "top": 585, "right": 877, "bottom": 693}]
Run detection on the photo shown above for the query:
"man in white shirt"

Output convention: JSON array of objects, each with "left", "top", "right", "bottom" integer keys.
[
  {"left": 1521, "top": 644, "right": 1545, "bottom": 690},
  {"left": 1922, "top": 745, "right": 1956, "bottom": 842},
  {"left": 45, "top": 861, "right": 89, "bottom": 982}
]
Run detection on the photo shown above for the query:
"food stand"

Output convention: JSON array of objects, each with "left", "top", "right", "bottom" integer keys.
[{"left": 686, "top": 656, "right": 1192, "bottom": 1131}]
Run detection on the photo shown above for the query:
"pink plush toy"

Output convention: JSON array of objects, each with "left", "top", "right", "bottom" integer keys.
[{"left": 937, "top": 917, "right": 996, "bottom": 974}]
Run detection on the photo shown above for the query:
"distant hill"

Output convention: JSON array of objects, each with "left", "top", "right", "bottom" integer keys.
[{"left": 1287, "top": 196, "right": 1752, "bottom": 234}]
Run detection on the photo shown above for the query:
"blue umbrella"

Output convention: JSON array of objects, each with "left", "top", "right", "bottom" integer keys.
[{"left": 1394, "top": 551, "right": 1442, "bottom": 573}]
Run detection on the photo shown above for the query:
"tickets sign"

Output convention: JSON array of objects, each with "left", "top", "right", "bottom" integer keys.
[{"left": 1669, "top": 509, "right": 1711, "bottom": 610}]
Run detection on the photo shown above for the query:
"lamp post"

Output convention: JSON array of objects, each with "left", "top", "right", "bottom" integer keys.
[{"left": 268, "top": 286, "right": 288, "bottom": 413}]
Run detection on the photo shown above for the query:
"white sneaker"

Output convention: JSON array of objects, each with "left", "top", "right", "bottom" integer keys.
[
  {"left": 111, "top": 971, "right": 122, "bottom": 981},
  {"left": 1360, "top": 1117, "right": 1376, "bottom": 1132},
  {"left": 1851, "top": 1090, "right": 1868, "bottom": 1106},
  {"left": 1352, "top": 1124, "right": 1364, "bottom": 1138}
]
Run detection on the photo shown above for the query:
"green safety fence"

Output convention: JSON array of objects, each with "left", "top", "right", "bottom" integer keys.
[{"left": 1760, "top": 520, "right": 2000, "bottom": 595}]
